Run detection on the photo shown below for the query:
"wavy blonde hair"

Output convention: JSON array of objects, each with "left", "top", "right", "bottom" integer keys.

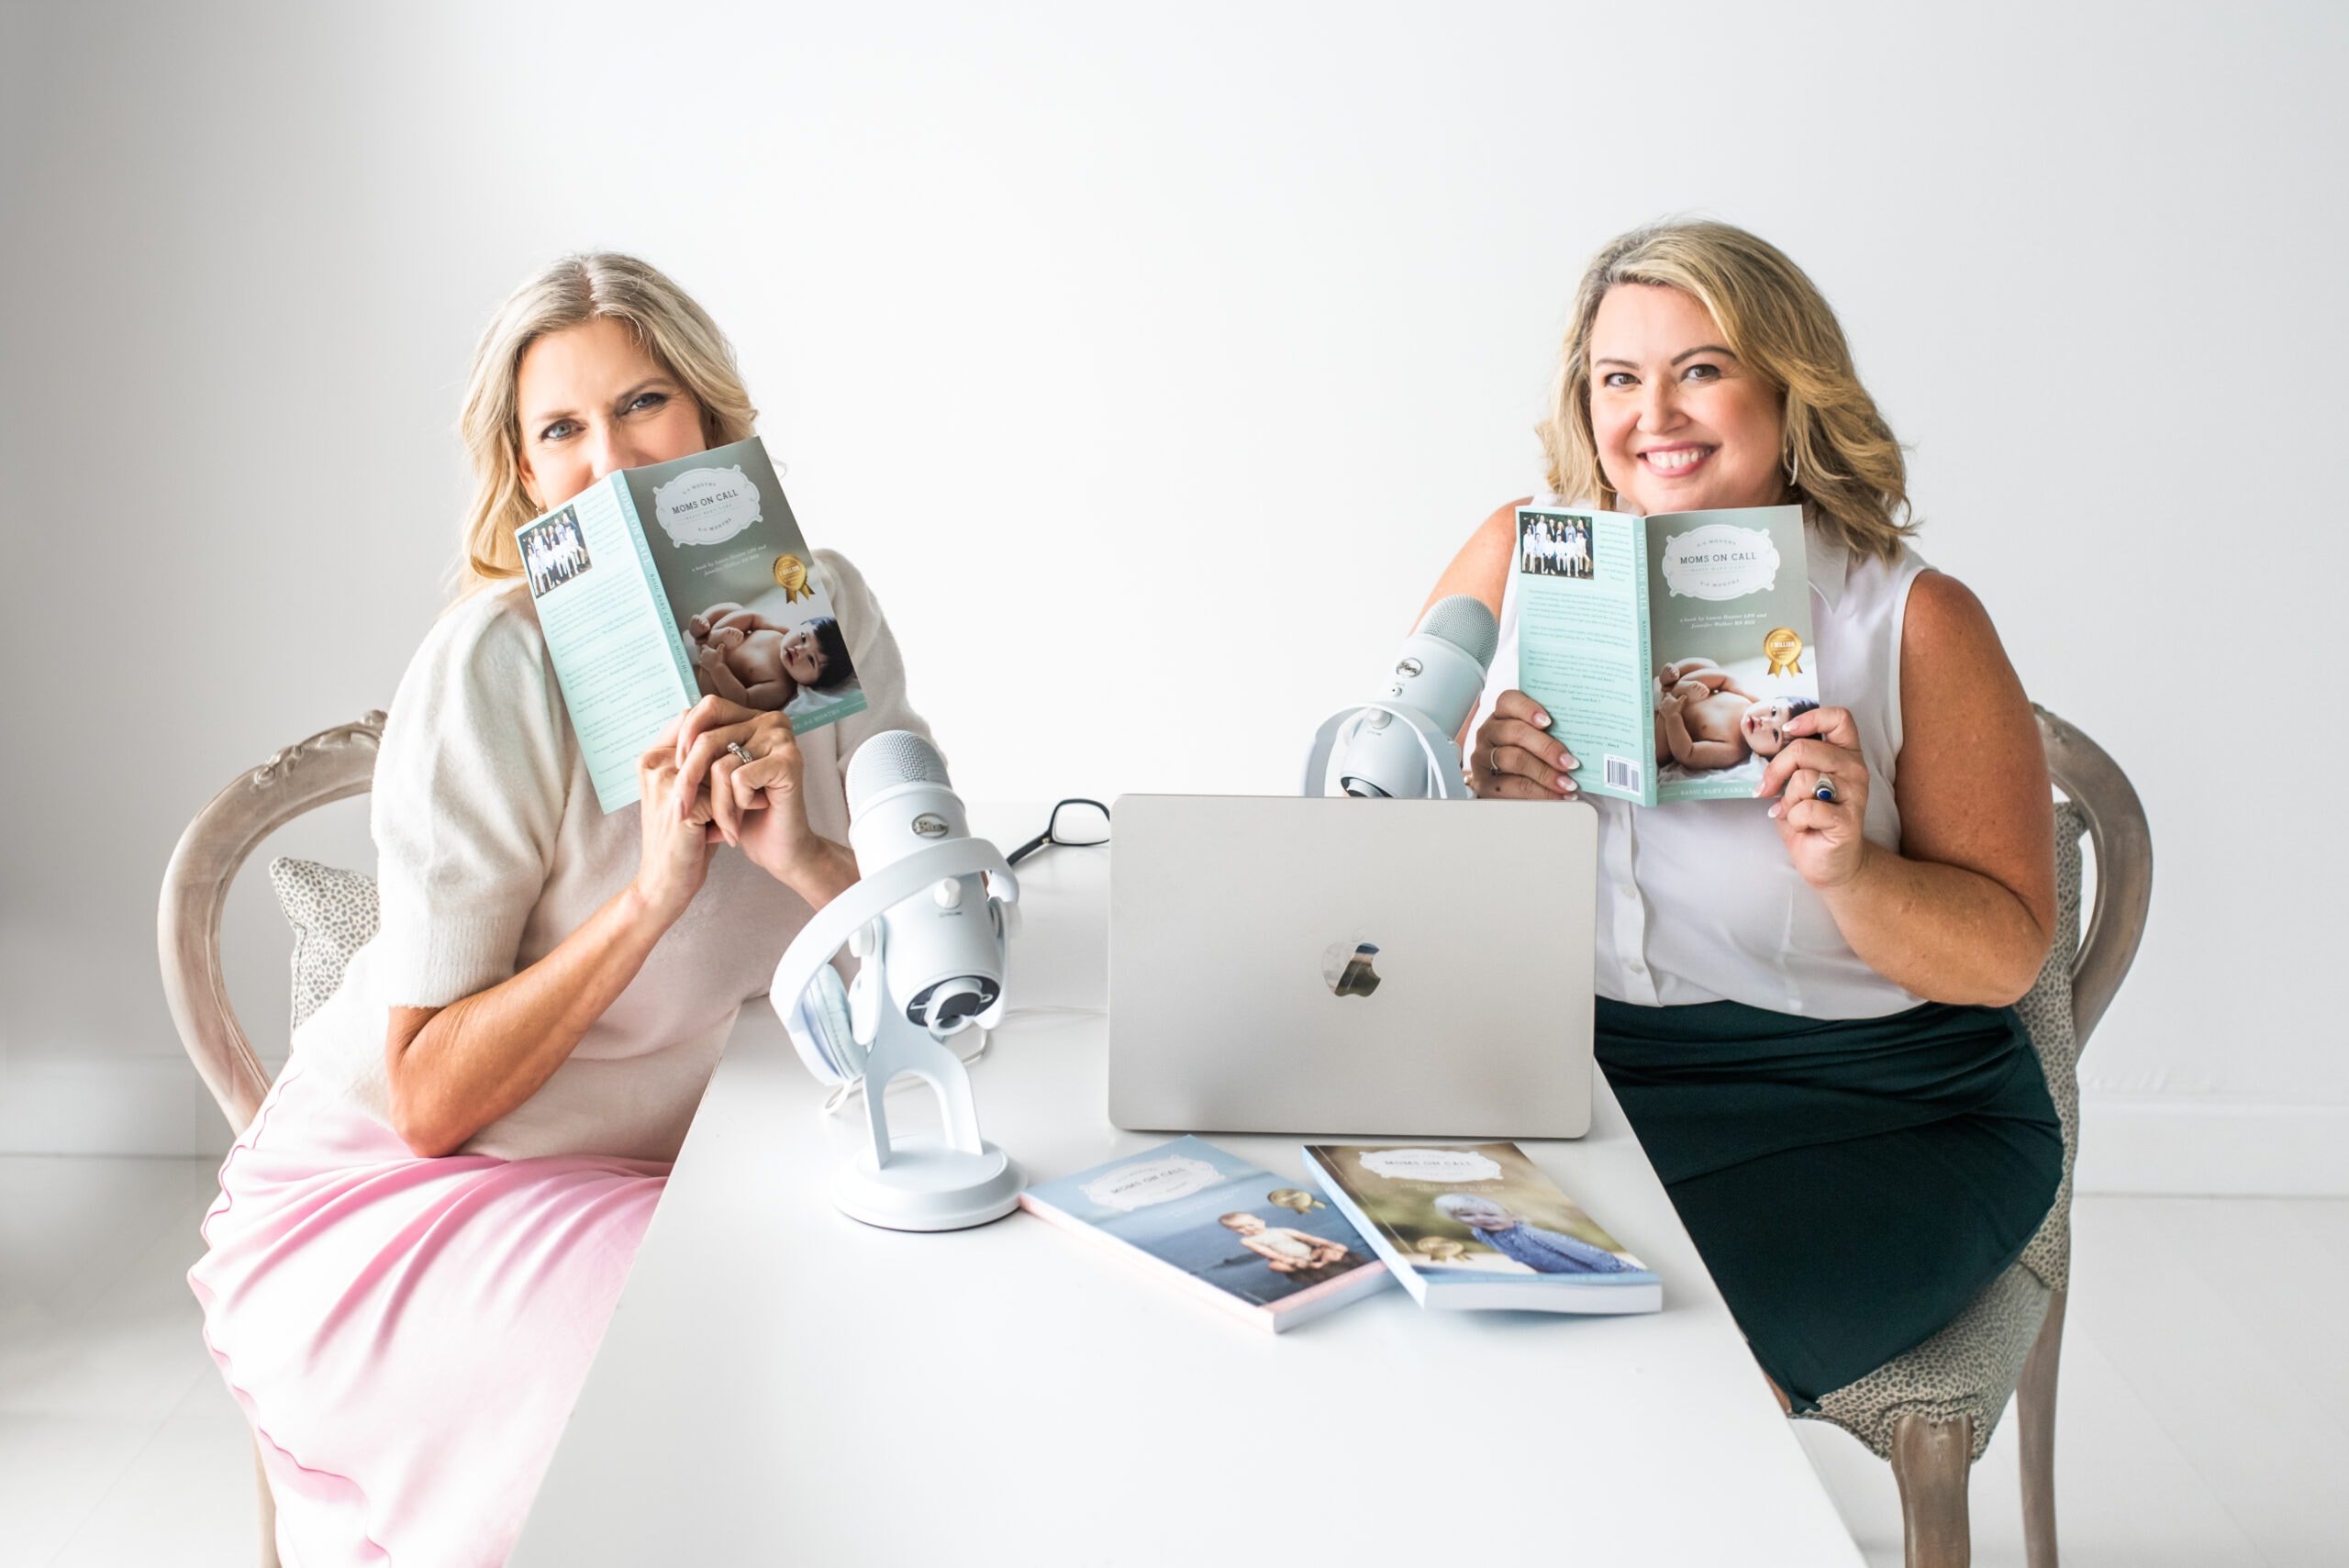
[
  {"left": 1538, "top": 220, "right": 1913, "bottom": 563},
  {"left": 453, "top": 253, "right": 758, "bottom": 595}
]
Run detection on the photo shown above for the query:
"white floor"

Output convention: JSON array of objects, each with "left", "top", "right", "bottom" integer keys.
[{"left": 4, "top": 1158, "right": 2346, "bottom": 1566}]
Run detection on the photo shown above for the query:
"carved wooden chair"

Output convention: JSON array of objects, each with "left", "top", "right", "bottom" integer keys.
[
  {"left": 157, "top": 711, "right": 385, "bottom": 1568},
  {"left": 1793, "top": 706, "right": 2154, "bottom": 1567}
]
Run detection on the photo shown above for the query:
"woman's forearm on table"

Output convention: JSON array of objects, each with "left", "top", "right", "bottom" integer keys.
[
  {"left": 384, "top": 884, "right": 676, "bottom": 1157},
  {"left": 1820, "top": 842, "right": 2054, "bottom": 1007}
]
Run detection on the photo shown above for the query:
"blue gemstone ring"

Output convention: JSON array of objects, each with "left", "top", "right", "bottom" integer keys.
[{"left": 1813, "top": 780, "right": 1838, "bottom": 804}]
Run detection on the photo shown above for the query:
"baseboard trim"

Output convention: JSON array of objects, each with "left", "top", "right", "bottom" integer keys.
[{"left": 2076, "top": 1096, "right": 2349, "bottom": 1196}]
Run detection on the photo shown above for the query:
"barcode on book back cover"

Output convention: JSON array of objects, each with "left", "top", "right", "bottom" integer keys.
[{"left": 1605, "top": 755, "right": 1642, "bottom": 794}]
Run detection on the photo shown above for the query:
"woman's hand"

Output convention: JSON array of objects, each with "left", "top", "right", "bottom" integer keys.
[
  {"left": 1467, "top": 689, "right": 1579, "bottom": 799},
  {"left": 671, "top": 695, "right": 787, "bottom": 827},
  {"left": 1755, "top": 705, "right": 1873, "bottom": 890},
  {"left": 708, "top": 714, "right": 827, "bottom": 884},
  {"left": 634, "top": 724, "right": 722, "bottom": 923}
]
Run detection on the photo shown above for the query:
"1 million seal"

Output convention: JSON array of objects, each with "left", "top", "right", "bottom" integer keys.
[
  {"left": 772, "top": 554, "right": 811, "bottom": 604},
  {"left": 1764, "top": 627, "right": 1805, "bottom": 676}
]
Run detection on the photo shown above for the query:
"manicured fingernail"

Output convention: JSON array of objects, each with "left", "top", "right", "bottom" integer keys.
[
  {"left": 1767, "top": 801, "right": 1782, "bottom": 818},
  {"left": 1533, "top": 711, "right": 1552, "bottom": 728},
  {"left": 1560, "top": 753, "right": 1580, "bottom": 771}
]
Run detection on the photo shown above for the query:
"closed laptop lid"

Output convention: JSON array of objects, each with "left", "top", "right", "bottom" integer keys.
[{"left": 1108, "top": 795, "right": 1597, "bottom": 1139}]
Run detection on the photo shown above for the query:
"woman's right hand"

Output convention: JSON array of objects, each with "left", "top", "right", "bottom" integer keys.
[
  {"left": 632, "top": 724, "right": 721, "bottom": 923},
  {"left": 1467, "top": 689, "right": 1579, "bottom": 799}
]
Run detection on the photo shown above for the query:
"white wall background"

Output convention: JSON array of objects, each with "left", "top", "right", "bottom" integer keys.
[{"left": 2, "top": 0, "right": 2339, "bottom": 1187}]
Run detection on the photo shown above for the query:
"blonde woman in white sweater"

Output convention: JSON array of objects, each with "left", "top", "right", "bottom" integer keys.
[{"left": 189, "top": 255, "right": 930, "bottom": 1566}]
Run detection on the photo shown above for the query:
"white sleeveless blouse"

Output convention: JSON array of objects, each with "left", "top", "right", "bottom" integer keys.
[{"left": 1473, "top": 497, "right": 1932, "bottom": 1019}]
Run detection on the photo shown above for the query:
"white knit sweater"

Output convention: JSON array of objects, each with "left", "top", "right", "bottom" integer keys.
[{"left": 289, "top": 550, "right": 929, "bottom": 1162}]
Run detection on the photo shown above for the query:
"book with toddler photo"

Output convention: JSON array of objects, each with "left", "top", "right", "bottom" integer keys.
[
  {"left": 1020, "top": 1136, "right": 1394, "bottom": 1332},
  {"left": 1514, "top": 503, "right": 1817, "bottom": 806},
  {"left": 1302, "top": 1141, "right": 1660, "bottom": 1314},
  {"left": 517, "top": 434, "right": 867, "bottom": 811}
]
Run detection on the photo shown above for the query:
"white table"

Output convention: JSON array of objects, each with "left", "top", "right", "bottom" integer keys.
[{"left": 514, "top": 805, "right": 1863, "bottom": 1565}]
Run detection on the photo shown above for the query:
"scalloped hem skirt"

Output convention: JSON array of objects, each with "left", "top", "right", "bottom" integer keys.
[
  {"left": 1597, "top": 997, "right": 2064, "bottom": 1411},
  {"left": 187, "top": 1054, "right": 668, "bottom": 1567}
]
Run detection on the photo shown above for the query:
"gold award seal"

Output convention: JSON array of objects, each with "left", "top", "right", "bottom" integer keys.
[
  {"left": 772, "top": 554, "right": 811, "bottom": 604},
  {"left": 1764, "top": 627, "right": 1805, "bottom": 676}
]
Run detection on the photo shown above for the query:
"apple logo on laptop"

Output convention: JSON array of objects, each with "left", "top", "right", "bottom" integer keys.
[{"left": 1321, "top": 940, "right": 1383, "bottom": 998}]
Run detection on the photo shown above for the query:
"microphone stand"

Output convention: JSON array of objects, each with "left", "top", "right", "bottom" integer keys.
[
  {"left": 771, "top": 840, "right": 1026, "bottom": 1231},
  {"left": 1301, "top": 701, "right": 1475, "bottom": 799}
]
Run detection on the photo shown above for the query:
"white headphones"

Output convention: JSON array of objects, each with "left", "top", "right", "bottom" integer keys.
[{"left": 772, "top": 839, "right": 1020, "bottom": 1088}]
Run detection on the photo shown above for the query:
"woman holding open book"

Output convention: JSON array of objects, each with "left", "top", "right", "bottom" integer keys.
[
  {"left": 1427, "top": 220, "right": 2064, "bottom": 1414},
  {"left": 188, "top": 254, "right": 929, "bottom": 1565}
]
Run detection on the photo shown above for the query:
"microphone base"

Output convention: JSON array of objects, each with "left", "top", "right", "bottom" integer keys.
[{"left": 832, "top": 1139, "right": 1024, "bottom": 1232}]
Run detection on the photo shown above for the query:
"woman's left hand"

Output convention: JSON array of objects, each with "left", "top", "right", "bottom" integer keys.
[
  {"left": 673, "top": 695, "right": 823, "bottom": 884},
  {"left": 671, "top": 694, "right": 794, "bottom": 832},
  {"left": 1755, "top": 705, "right": 1874, "bottom": 892}
]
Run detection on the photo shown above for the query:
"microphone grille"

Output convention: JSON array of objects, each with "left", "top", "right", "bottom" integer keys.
[
  {"left": 845, "top": 729, "right": 951, "bottom": 814},
  {"left": 1419, "top": 595, "right": 1499, "bottom": 670}
]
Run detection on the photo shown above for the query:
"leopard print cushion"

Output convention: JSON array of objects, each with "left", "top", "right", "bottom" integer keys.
[
  {"left": 1794, "top": 801, "right": 2087, "bottom": 1462},
  {"left": 267, "top": 857, "right": 380, "bottom": 1030},
  {"left": 1803, "top": 1258, "right": 2054, "bottom": 1462}
]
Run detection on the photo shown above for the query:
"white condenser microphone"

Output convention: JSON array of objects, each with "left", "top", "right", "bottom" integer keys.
[
  {"left": 1308, "top": 595, "right": 1498, "bottom": 800},
  {"left": 843, "top": 732, "right": 1006, "bottom": 1033}
]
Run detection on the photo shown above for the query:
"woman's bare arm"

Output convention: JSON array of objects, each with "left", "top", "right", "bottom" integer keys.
[
  {"left": 1441, "top": 501, "right": 1582, "bottom": 795},
  {"left": 384, "top": 880, "right": 685, "bottom": 1157},
  {"left": 1812, "top": 573, "right": 2056, "bottom": 1005},
  {"left": 1419, "top": 498, "right": 1526, "bottom": 627}
]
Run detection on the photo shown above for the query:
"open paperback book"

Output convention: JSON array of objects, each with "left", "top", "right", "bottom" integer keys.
[
  {"left": 1514, "top": 502, "right": 1816, "bottom": 806},
  {"left": 1020, "top": 1136, "right": 1394, "bottom": 1332},
  {"left": 517, "top": 435, "right": 866, "bottom": 811},
  {"left": 1301, "top": 1141, "right": 1659, "bottom": 1314}
]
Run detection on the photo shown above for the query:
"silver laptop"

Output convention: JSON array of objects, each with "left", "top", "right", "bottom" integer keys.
[{"left": 1108, "top": 795, "right": 1598, "bottom": 1139}]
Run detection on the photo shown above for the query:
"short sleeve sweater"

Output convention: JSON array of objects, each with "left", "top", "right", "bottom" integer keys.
[{"left": 288, "top": 549, "right": 929, "bottom": 1162}]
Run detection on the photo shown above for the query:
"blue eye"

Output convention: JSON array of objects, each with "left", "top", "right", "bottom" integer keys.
[
  {"left": 539, "top": 420, "right": 577, "bottom": 442},
  {"left": 1683, "top": 363, "right": 1721, "bottom": 382},
  {"left": 629, "top": 392, "right": 668, "bottom": 413},
  {"left": 1601, "top": 372, "right": 1636, "bottom": 389}
]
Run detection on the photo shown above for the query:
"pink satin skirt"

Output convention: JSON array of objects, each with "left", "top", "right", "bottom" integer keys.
[{"left": 188, "top": 1054, "right": 667, "bottom": 1567}]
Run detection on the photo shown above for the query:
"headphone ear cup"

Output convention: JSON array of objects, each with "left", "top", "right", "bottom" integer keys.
[{"left": 789, "top": 965, "right": 866, "bottom": 1084}]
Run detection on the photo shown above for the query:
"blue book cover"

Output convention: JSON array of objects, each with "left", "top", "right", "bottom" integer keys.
[
  {"left": 1019, "top": 1136, "right": 1393, "bottom": 1331},
  {"left": 518, "top": 436, "right": 868, "bottom": 812}
]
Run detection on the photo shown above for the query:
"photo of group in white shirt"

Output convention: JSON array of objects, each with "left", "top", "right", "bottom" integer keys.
[
  {"left": 1520, "top": 511, "right": 1593, "bottom": 579},
  {"left": 520, "top": 507, "right": 594, "bottom": 598}
]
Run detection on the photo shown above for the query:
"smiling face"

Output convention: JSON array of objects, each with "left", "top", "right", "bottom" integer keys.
[
  {"left": 515, "top": 316, "right": 708, "bottom": 511},
  {"left": 1589, "top": 284, "right": 1787, "bottom": 517},
  {"left": 1219, "top": 1214, "right": 1266, "bottom": 1236}
]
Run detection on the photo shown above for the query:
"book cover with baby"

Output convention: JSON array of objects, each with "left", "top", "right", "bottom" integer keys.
[
  {"left": 1020, "top": 1136, "right": 1394, "bottom": 1332},
  {"left": 517, "top": 435, "right": 868, "bottom": 812},
  {"left": 1301, "top": 1141, "right": 1659, "bottom": 1314},
  {"left": 1514, "top": 503, "right": 1817, "bottom": 806}
]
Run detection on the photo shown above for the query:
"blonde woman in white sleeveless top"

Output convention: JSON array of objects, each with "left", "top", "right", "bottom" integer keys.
[{"left": 1426, "top": 221, "right": 2063, "bottom": 1414}]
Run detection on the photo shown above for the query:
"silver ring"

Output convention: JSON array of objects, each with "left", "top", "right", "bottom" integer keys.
[
  {"left": 727, "top": 741, "right": 755, "bottom": 767},
  {"left": 1814, "top": 779, "right": 1837, "bottom": 804}
]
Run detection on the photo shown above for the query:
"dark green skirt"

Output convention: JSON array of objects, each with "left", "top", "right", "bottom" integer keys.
[{"left": 1596, "top": 997, "right": 2063, "bottom": 1410}]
